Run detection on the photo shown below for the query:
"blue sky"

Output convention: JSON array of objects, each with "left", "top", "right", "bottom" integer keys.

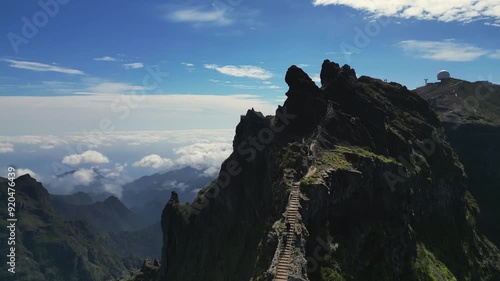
[{"left": 0, "top": 0, "right": 499, "bottom": 193}]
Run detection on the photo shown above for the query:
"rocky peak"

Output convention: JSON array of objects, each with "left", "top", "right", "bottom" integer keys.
[
  {"left": 284, "top": 65, "right": 319, "bottom": 97},
  {"left": 167, "top": 191, "right": 179, "bottom": 206},
  {"left": 15, "top": 174, "right": 51, "bottom": 208},
  {"left": 102, "top": 195, "right": 130, "bottom": 214},
  {"left": 320, "top": 59, "right": 356, "bottom": 89}
]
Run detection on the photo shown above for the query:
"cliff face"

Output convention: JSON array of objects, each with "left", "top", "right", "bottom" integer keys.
[
  {"left": 416, "top": 81, "right": 500, "bottom": 248},
  {"left": 154, "top": 61, "right": 499, "bottom": 281}
]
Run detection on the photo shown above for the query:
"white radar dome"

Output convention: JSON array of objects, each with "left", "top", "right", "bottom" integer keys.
[{"left": 437, "top": 70, "right": 451, "bottom": 80}]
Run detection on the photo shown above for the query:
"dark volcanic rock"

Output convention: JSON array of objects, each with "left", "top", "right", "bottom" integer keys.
[{"left": 145, "top": 61, "right": 500, "bottom": 281}]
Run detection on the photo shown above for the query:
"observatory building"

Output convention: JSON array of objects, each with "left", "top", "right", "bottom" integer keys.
[{"left": 437, "top": 70, "right": 451, "bottom": 81}]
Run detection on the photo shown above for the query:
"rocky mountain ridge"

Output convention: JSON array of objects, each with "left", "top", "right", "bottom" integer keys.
[{"left": 125, "top": 60, "right": 499, "bottom": 281}]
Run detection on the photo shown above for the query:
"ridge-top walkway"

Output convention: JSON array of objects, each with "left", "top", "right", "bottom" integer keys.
[{"left": 274, "top": 182, "right": 300, "bottom": 281}]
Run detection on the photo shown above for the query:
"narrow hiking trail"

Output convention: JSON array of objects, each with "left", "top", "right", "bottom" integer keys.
[
  {"left": 274, "top": 134, "right": 318, "bottom": 280},
  {"left": 274, "top": 182, "right": 300, "bottom": 281}
]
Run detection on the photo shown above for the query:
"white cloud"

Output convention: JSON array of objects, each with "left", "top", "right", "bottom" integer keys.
[
  {"left": 202, "top": 166, "right": 220, "bottom": 177},
  {"left": 86, "top": 82, "right": 146, "bottom": 94},
  {"left": 16, "top": 168, "right": 38, "bottom": 179},
  {"left": 94, "top": 56, "right": 118, "bottom": 61},
  {"left": 0, "top": 59, "right": 84, "bottom": 75},
  {"left": 204, "top": 64, "right": 273, "bottom": 80},
  {"left": 72, "top": 168, "right": 96, "bottom": 185},
  {"left": 489, "top": 50, "right": 500, "bottom": 59},
  {"left": 161, "top": 180, "right": 190, "bottom": 192},
  {"left": 0, "top": 130, "right": 234, "bottom": 150},
  {"left": 133, "top": 154, "right": 175, "bottom": 169},
  {"left": 398, "top": 40, "right": 488, "bottom": 61},
  {"left": 230, "top": 84, "right": 282, "bottom": 90},
  {"left": 174, "top": 142, "right": 232, "bottom": 171},
  {"left": 181, "top": 62, "right": 195, "bottom": 72},
  {"left": 310, "top": 74, "right": 321, "bottom": 83},
  {"left": 103, "top": 183, "right": 122, "bottom": 197},
  {"left": 168, "top": 8, "right": 232, "bottom": 26},
  {"left": 123, "top": 62, "right": 144, "bottom": 69},
  {"left": 0, "top": 143, "right": 13, "bottom": 153},
  {"left": 312, "top": 0, "right": 500, "bottom": 26},
  {"left": 0, "top": 95, "right": 277, "bottom": 135},
  {"left": 485, "top": 22, "right": 500, "bottom": 27},
  {"left": 105, "top": 163, "right": 128, "bottom": 178},
  {"left": 62, "top": 150, "right": 110, "bottom": 165},
  {"left": 132, "top": 142, "right": 231, "bottom": 172},
  {"left": 46, "top": 167, "right": 130, "bottom": 197}
]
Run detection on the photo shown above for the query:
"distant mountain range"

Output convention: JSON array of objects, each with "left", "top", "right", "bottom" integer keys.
[
  {"left": 45, "top": 166, "right": 215, "bottom": 260},
  {"left": 122, "top": 166, "right": 214, "bottom": 206},
  {"left": 0, "top": 175, "right": 140, "bottom": 281},
  {"left": 47, "top": 166, "right": 215, "bottom": 226},
  {"left": 122, "top": 166, "right": 214, "bottom": 225}
]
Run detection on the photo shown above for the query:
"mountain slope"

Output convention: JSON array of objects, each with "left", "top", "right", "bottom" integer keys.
[
  {"left": 148, "top": 61, "right": 500, "bottom": 281},
  {"left": 416, "top": 79, "right": 500, "bottom": 248},
  {"left": 51, "top": 195, "right": 147, "bottom": 232},
  {"left": 0, "top": 174, "right": 139, "bottom": 281},
  {"left": 415, "top": 78, "right": 500, "bottom": 126}
]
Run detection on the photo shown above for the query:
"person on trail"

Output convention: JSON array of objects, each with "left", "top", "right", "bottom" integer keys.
[
  {"left": 282, "top": 233, "right": 288, "bottom": 246},
  {"left": 308, "top": 155, "right": 313, "bottom": 166},
  {"left": 286, "top": 222, "right": 291, "bottom": 231}
]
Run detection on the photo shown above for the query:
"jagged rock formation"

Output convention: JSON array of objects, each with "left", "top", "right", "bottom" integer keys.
[
  {"left": 134, "top": 60, "right": 499, "bottom": 281},
  {"left": 0, "top": 175, "right": 140, "bottom": 281},
  {"left": 416, "top": 80, "right": 500, "bottom": 248}
]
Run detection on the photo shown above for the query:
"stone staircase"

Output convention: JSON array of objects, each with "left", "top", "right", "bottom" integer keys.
[{"left": 274, "top": 182, "right": 301, "bottom": 281}]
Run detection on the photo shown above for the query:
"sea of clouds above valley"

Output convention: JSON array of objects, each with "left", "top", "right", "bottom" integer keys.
[{"left": 0, "top": 129, "right": 235, "bottom": 196}]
